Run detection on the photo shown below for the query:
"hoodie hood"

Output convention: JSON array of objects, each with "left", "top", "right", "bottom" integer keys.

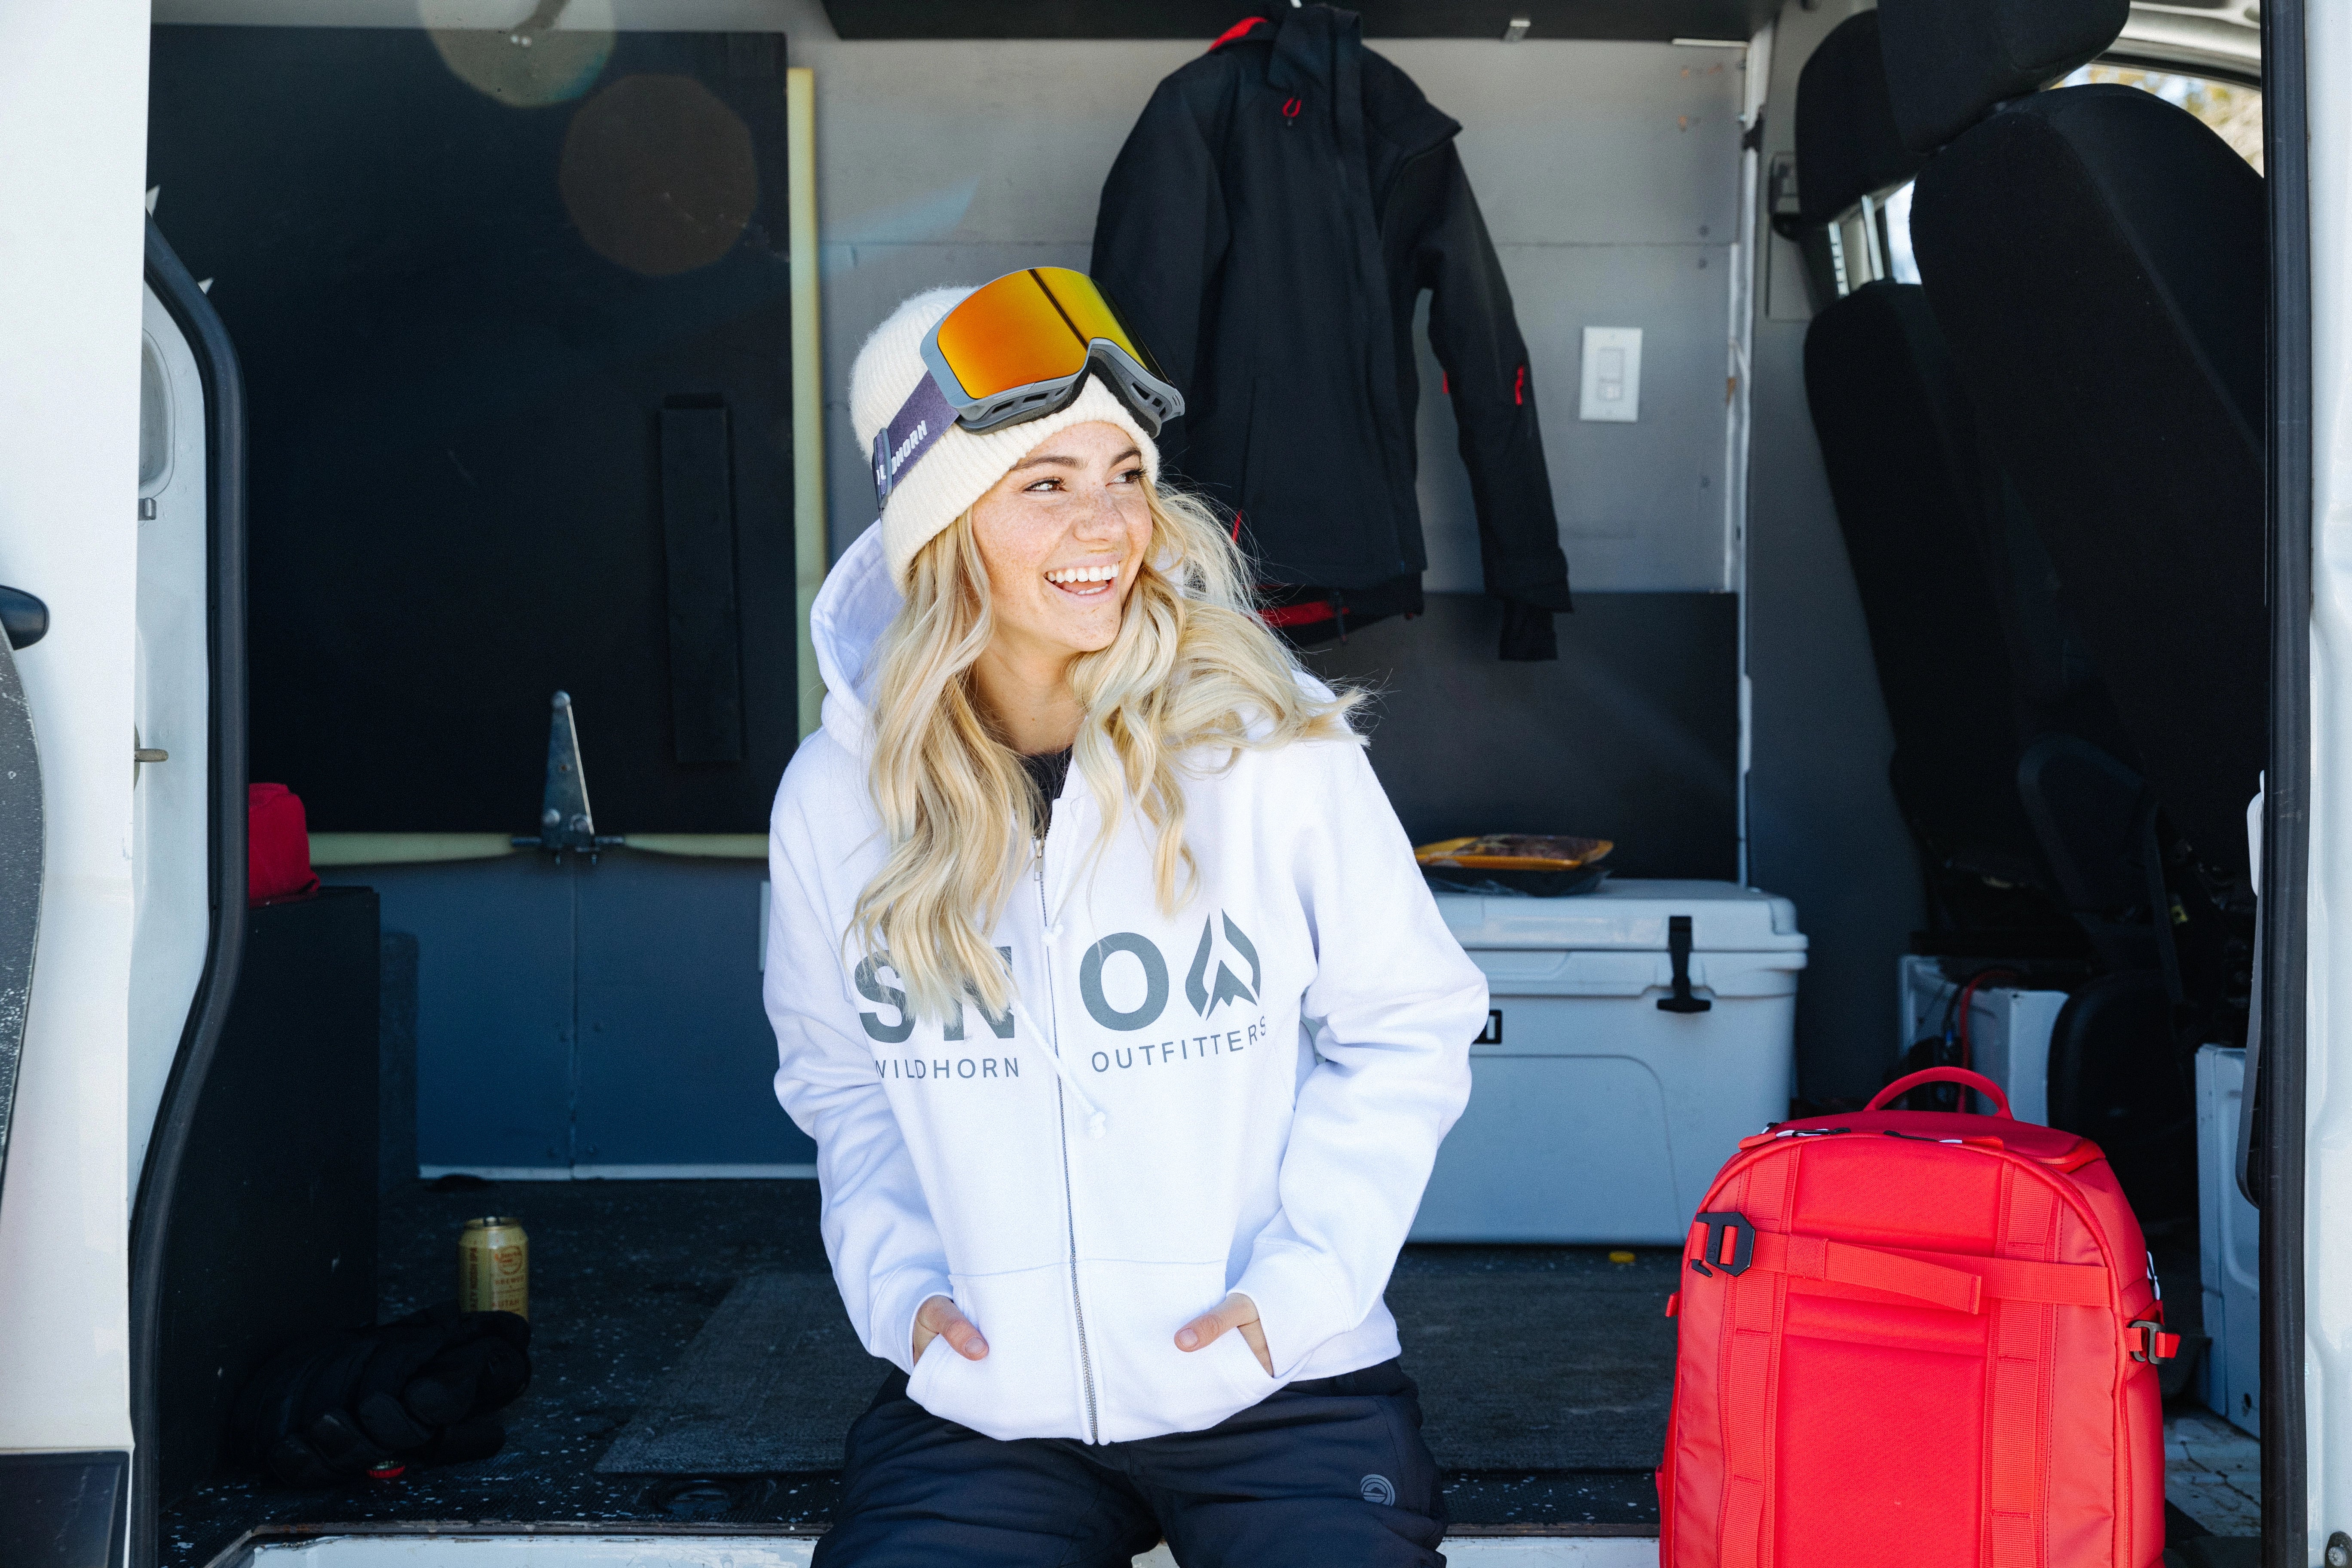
[
  {"left": 810, "top": 520, "right": 901, "bottom": 759},
  {"left": 804, "top": 518, "right": 1119, "bottom": 1138}
]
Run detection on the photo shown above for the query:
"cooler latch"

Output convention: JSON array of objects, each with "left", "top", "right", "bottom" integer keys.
[{"left": 1658, "top": 914, "right": 1712, "bottom": 1014}]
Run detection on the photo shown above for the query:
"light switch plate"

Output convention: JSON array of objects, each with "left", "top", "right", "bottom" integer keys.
[{"left": 1578, "top": 326, "right": 1643, "bottom": 422}]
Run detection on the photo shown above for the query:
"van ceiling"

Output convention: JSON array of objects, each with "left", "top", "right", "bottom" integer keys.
[{"left": 818, "top": 0, "right": 1780, "bottom": 42}]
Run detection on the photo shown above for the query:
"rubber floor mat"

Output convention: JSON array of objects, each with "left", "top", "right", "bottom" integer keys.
[
  {"left": 600, "top": 1268, "right": 1673, "bottom": 1476},
  {"left": 597, "top": 1271, "right": 886, "bottom": 1474},
  {"left": 1386, "top": 1272, "right": 1673, "bottom": 1471}
]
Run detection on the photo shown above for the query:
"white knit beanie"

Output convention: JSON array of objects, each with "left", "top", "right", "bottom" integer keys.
[{"left": 850, "top": 286, "right": 1162, "bottom": 585}]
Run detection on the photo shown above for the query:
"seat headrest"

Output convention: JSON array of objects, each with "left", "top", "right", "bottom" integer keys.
[
  {"left": 1877, "top": 0, "right": 2129, "bottom": 156},
  {"left": 1795, "top": 12, "right": 1921, "bottom": 224}
]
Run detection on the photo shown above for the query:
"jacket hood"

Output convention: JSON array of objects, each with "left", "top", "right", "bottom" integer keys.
[{"left": 809, "top": 519, "right": 900, "bottom": 759}]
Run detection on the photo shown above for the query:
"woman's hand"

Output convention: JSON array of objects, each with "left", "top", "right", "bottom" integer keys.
[
  {"left": 1175, "top": 1291, "right": 1274, "bottom": 1377},
  {"left": 912, "top": 1294, "right": 989, "bottom": 1365}
]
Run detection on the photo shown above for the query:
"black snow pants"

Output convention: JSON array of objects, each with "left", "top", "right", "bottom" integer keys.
[{"left": 812, "top": 1357, "right": 1447, "bottom": 1568}]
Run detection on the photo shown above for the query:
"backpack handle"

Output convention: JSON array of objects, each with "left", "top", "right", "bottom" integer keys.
[{"left": 1866, "top": 1067, "right": 2012, "bottom": 1118}]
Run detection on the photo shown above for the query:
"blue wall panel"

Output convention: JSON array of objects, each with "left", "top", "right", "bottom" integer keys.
[
  {"left": 329, "top": 853, "right": 811, "bottom": 1173},
  {"left": 575, "top": 855, "right": 811, "bottom": 1168}
]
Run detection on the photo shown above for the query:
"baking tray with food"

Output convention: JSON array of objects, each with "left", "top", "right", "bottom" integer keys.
[{"left": 1412, "top": 834, "right": 1614, "bottom": 897}]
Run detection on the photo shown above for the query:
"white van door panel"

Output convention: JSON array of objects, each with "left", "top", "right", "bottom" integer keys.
[
  {"left": 2300, "top": 0, "right": 2352, "bottom": 1550},
  {"left": 0, "top": 0, "right": 149, "bottom": 1452},
  {"left": 129, "top": 289, "right": 213, "bottom": 1194}
]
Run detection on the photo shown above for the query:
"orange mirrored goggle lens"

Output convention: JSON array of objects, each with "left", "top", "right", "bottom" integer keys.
[{"left": 934, "top": 267, "right": 1148, "bottom": 398}]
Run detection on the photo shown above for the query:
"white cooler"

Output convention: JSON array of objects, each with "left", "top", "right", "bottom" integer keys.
[
  {"left": 2196, "top": 1044, "right": 2260, "bottom": 1434},
  {"left": 1411, "top": 880, "right": 1807, "bottom": 1244},
  {"left": 1895, "top": 956, "right": 2067, "bottom": 1125}
]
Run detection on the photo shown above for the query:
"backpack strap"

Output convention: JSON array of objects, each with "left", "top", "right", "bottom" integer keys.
[
  {"left": 1745, "top": 1231, "right": 1983, "bottom": 1312},
  {"left": 1706, "top": 1174, "right": 1794, "bottom": 1568},
  {"left": 1718, "top": 1266, "right": 1780, "bottom": 1568},
  {"left": 1986, "top": 1174, "right": 2060, "bottom": 1568},
  {"left": 1715, "top": 1225, "right": 2110, "bottom": 1312}
]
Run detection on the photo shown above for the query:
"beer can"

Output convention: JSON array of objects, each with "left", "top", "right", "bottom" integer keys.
[{"left": 458, "top": 1216, "right": 529, "bottom": 1319}]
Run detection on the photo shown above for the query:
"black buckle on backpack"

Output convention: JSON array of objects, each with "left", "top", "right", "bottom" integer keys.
[
  {"left": 2126, "top": 1318, "right": 2177, "bottom": 1364},
  {"left": 1688, "top": 1211, "right": 1755, "bottom": 1278}
]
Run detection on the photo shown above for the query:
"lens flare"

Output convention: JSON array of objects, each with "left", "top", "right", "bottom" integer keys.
[
  {"left": 559, "top": 74, "right": 759, "bottom": 278},
  {"left": 422, "top": 0, "right": 616, "bottom": 109}
]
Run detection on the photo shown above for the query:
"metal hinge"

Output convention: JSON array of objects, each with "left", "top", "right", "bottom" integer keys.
[{"left": 512, "top": 690, "right": 625, "bottom": 862}]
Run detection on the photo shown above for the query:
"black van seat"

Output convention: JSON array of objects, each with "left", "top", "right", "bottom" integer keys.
[
  {"left": 1883, "top": 0, "right": 2268, "bottom": 891},
  {"left": 1807, "top": 283, "right": 2048, "bottom": 896},
  {"left": 1795, "top": 12, "right": 2130, "bottom": 940}
]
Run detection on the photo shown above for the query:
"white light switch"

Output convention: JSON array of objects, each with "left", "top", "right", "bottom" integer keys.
[{"left": 1579, "top": 326, "right": 1643, "bottom": 422}]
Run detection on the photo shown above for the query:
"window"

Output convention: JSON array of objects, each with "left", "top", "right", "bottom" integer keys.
[
  {"left": 1884, "top": 181, "right": 1921, "bottom": 285},
  {"left": 1878, "top": 66, "right": 2262, "bottom": 290},
  {"left": 138, "top": 334, "right": 172, "bottom": 494},
  {"left": 2062, "top": 64, "right": 2263, "bottom": 171}
]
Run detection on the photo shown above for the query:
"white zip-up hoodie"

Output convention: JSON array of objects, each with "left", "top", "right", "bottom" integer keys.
[{"left": 763, "top": 521, "right": 1485, "bottom": 1445}]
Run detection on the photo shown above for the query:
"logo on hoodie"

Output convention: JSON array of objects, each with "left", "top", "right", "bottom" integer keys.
[
  {"left": 1078, "top": 912, "right": 1260, "bottom": 1032},
  {"left": 854, "top": 949, "right": 1015, "bottom": 1045},
  {"left": 1185, "top": 912, "right": 1261, "bottom": 1018},
  {"left": 861, "top": 917, "right": 1265, "bottom": 1046}
]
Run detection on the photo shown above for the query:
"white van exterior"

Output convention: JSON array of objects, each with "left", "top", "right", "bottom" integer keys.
[{"left": 0, "top": 0, "right": 2343, "bottom": 1563}]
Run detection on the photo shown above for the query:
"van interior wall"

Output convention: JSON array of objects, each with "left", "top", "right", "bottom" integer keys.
[
  {"left": 1741, "top": 0, "right": 1926, "bottom": 1102},
  {"left": 800, "top": 14, "right": 1747, "bottom": 886},
  {"left": 147, "top": 0, "right": 1917, "bottom": 1158},
  {"left": 790, "top": 0, "right": 1906, "bottom": 1094}
]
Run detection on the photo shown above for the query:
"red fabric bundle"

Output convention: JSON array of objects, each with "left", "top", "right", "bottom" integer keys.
[{"left": 248, "top": 783, "right": 319, "bottom": 904}]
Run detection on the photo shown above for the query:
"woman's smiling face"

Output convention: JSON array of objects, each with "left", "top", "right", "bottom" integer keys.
[{"left": 968, "top": 420, "right": 1154, "bottom": 667}]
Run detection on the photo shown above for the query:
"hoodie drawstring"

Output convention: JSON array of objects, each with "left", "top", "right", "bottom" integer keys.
[{"left": 1011, "top": 998, "right": 1109, "bottom": 1137}]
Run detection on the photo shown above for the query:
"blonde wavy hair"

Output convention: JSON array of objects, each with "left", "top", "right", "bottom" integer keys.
[{"left": 851, "top": 481, "right": 1360, "bottom": 1022}]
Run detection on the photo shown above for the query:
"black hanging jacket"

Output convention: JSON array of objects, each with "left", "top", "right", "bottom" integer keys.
[{"left": 1092, "top": 5, "right": 1572, "bottom": 659}]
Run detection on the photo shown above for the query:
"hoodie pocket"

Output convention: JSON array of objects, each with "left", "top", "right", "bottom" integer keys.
[
  {"left": 904, "top": 1264, "right": 1086, "bottom": 1442},
  {"left": 1080, "top": 1260, "right": 1279, "bottom": 1443}
]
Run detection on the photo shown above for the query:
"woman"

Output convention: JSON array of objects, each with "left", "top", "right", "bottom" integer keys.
[{"left": 764, "top": 274, "right": 1488, "bottom": 1567}]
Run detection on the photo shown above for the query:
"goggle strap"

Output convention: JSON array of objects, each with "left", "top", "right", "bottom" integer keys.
[{"left": 872, "top": 371, "right": 956, "bottom": 504}]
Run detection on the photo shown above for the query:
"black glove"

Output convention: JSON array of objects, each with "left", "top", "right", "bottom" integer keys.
[{"left": 232, "top": 1304, "right": 533, "bottom": 1487}]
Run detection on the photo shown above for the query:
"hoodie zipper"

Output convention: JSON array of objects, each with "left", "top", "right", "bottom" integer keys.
[{"left": 1036, "top": 833, "right": 1101, "bottom": 1443}]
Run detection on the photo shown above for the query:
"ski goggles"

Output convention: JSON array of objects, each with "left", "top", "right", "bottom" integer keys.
[{"left": 873, "top": 267, "right": 1184, "bottom": 502}]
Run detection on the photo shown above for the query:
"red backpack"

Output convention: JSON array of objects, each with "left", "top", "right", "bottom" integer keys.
[{"left": 1657, "top": 1067, "right": 2178, "bottom": 1568}]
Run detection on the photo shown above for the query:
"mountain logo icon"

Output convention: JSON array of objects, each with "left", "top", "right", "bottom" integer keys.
[{"left": 1185, "top": 911, "right": 1260, "bottom": 1018}]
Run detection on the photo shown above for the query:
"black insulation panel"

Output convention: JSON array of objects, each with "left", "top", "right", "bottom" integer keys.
[
  {"left": 146, "top": 27, "right": 796, "bottom": 832},
  {"left": 158, "top": 888, "right": 381, "bottom": 1505},
  {"left": 821, "top": 0, "right": 1777, "bottom": 40},
  {"left": 660, "top": 404, "right": 747, "bottom": 765},
  {"left": 1302, "top": 593, "right": 1740, "bottom": 881}
]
